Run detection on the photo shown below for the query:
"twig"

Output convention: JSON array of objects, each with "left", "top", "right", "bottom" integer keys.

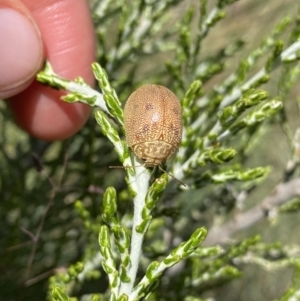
[
  {"left": 119, "top": 159, "right": 151, "bottom": 296},
  {"left": 205, "top": 177, "right": 300, "bottom": 245},
  {"left": 23, "top": 151, "right": 69, "bottom": 282}
]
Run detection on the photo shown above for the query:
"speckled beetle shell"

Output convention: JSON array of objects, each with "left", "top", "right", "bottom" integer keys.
[{"left": 124, "top": 84, "right": 182, "bottom": 167}]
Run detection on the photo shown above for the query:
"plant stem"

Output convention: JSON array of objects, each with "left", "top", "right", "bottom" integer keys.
[{"left": 119, "top": 161, "right": 151, "bottom": 297}]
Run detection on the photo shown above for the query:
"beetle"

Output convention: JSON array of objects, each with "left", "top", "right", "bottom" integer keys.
[{"left": 124, "top": 84, "right": 182, "bottom": 167}]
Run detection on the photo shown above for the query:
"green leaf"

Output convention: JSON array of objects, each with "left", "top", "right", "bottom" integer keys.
[{"left": 52, "top": 286, "right": 69, "bottom": 301}]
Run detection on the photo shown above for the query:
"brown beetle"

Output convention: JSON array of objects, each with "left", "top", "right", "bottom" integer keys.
[{"left": 124, "top": 85, "right": 182, "bottom": 167}]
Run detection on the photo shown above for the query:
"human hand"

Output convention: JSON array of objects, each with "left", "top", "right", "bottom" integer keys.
[{"left": 0, "top": 0, "right": 96, "bottom": 141}]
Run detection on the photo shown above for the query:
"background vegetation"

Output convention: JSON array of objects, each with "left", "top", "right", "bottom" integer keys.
[{"left": 1, "top": 0, "right": 300, "bottom": 300}]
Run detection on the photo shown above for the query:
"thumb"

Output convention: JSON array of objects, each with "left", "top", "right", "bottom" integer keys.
[{"left": 0, "top": 0, "right": 44, "bottom": 99}]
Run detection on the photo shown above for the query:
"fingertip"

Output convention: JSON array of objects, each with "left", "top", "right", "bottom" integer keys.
[{"left": 8, "top": 0, "right": 96, "bottom": 141}]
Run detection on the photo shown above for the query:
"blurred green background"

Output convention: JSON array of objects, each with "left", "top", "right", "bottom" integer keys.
[{"left": 1, "top": 0, "right": 300, "bottom": 300}]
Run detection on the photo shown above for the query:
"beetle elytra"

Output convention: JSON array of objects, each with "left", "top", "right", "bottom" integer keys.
[{"left": 124, "top": 84, "right": 182, "bottom": 167}]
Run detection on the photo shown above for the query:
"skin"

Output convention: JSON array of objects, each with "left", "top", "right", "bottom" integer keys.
[{"left": 0, "top": 0, "right": 96, "bottom": 141}]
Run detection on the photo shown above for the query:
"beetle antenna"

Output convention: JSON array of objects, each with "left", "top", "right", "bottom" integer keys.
[
  {"left": 109, "top": 165, "right": 186, "bottom": 187},
  {"left": 158, "top": 165, "right": 186, "bottom": 187},
  {"left": 109, "top": 165, "right": 126, "bottom": 168},
  {"left": 109, "top": 165, "right": 137, "bottom": 168}
]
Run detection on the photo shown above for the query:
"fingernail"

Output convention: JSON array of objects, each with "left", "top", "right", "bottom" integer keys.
[{"left": 0, "top": 7, "right": 43, "bottom": 90}]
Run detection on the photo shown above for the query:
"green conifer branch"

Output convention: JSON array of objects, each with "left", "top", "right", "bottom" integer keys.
[{"left": 32, "top": 1, "right": 300, "bottom": 300}]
